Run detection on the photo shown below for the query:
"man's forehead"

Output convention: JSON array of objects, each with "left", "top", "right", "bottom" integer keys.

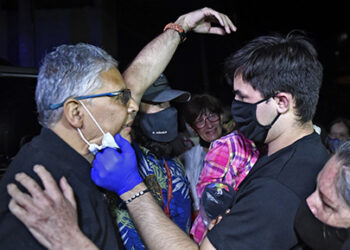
[
  {"left": 318, "top": 157, "right": 340, "bottom": 187},
  {"left": 100, "top": 67, "right": 126, "bottom": 89}
]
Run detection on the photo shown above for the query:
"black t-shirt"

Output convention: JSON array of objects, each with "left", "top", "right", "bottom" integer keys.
[
  {"left": 0, "top": 128, "right": 123, "bottom": 250},
  {"left": 207, "top": 132, "right": 329, "bottom": 250}
]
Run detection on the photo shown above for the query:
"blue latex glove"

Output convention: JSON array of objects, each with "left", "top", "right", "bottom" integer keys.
[{"left": 91, "top": 133, "right": 143, "bottom": 196}]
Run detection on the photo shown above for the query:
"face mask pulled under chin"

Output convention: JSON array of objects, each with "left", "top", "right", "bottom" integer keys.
[
  {"left": 231, "top": 97, "right": 280, "bottom": 145},
  {"left": 77, "top": 101, "right": 119, "bottom": 155},
  {"left": 294, "top": 200, "right": 350, "bottom": 250}
]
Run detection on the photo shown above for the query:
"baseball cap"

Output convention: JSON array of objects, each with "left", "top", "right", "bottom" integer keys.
[{"left": 141, "top": 74, "right": 191, "bottom": 103}]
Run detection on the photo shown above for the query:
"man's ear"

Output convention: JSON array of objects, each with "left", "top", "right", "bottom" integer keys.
[
  {"left": 63, "top": 99, "right": 84, "bottom": 128},
  {"left": 274, "top": 92, "right": 292, "bottom": 114}
]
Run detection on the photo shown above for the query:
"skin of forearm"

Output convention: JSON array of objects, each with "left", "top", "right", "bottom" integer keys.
[
  {"left": 123, "top": 29, "right": 181, "bottom": 105},
  {"left": 51, "top": 228, "right": 99, "bottom": 250},
  {"left": 121, "top": 183, "right": 199, "bottom": 250}
]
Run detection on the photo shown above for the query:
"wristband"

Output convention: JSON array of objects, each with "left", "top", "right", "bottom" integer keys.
[
  {"left": 124, "top": 189, "right": 150, "bottom": 205},
  {"left": 163, "top": 23, "right": 187, "bottom": 43}
]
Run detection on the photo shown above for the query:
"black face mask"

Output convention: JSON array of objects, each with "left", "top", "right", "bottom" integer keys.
[
  {"left": 294, "top": 200, "right": 350, "bottom": 250},
  {"left": 140, "top": 107, "right": 178, "bottom": 143},
  {"left": 231, "top": 96, "right": 280, "bottom": 145}
]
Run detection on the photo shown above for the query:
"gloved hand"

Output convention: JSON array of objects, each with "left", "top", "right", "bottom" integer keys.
[{"left": 91, "top": 133, "right": 143, "bottom": 196}]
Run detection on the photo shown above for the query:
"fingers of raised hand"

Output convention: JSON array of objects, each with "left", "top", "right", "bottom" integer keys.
[
  {"left": 208, "top": 27, "right": 226, "bottom": 35},
  {"left": 200, "top": 7, "right": 237, "bottom": 34},
  {"left": 220, "top": 14, "right": 237, "bottom": 33},
  {"left": 201, "top": 7, "right": 225, "bottom": 27}
]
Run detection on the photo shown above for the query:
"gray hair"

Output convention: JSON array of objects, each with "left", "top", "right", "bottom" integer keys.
[
  {"left": 335, "top": 141, "right": 350, "bottom": 206},
  {"left": 35, "top": 43, "right": 118, "bottom": 128}
]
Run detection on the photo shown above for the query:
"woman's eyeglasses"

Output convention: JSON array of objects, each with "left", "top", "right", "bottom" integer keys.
[{"left": 194, "top": 112, "right": 219, "bottom": 129}]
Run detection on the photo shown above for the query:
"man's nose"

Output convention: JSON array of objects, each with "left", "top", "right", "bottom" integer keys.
[
  {"left": 306, "top": 192, "right": 318, "bottom": 216},
  {"left": 128, "top": 97, "right": 139, "bottom": 114}
]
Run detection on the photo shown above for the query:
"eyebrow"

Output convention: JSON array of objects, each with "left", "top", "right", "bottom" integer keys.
[
  {"left": 319, "top": 189, "right": 335, "bottom": 208},
  {"left": 234, "top": 89, "right": 247, "bottom": 99},
  {"left": 317, "top": 174, "right": 337, "bottom": 210}
]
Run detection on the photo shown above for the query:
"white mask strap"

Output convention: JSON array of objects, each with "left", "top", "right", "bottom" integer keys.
[
  {"left": 77, "top": 128, "right": 91, "bottom": 146},
  {"left": 79, "top": 100, "right": 105, "bottom": 135}
]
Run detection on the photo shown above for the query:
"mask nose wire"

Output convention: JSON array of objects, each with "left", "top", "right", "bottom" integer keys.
[{"left": 79, "top": 100, "right": 106, "bottom": 135}]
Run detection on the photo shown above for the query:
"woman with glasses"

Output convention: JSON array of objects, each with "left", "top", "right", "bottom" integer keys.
[
  {"left": 182, "top": 94, "right": 224, "bottom": 220},
  {"left": 182, "top": 93, "right": 260, "bottom": 244}
]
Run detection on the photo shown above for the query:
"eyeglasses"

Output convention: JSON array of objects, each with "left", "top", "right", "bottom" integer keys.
[
  {"left": 49, "top": 89, "right": 132, "bottom": 110},
  {"left": 194, "top": 112, "right": 220, "bottom": 129}
]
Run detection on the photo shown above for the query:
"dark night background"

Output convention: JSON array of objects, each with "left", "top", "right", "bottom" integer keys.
[{"left": 0, "top": 0, "right": 350, "bottom": 162}]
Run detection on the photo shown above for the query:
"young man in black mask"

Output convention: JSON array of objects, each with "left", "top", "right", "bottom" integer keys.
[
  {"left": 6, "top": 32, "right": 331, "bottom": 249},
  {"left": 191, "top": 31, "right": 329, "bottom": 249}
]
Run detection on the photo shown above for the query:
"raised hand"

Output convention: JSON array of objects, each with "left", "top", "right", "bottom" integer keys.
[{"left": 175, "top": 7, "right": 237, "bottom": 34}]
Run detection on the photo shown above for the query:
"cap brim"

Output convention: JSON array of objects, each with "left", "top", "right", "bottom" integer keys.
[{"left": 142, "top": 89, "right": 191, "bottom": 103}]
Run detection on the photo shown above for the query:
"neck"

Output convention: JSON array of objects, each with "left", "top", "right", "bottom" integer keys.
[
  {"left": 51, "top": 122, "right": 95, "bottom": 163},
  {"left": 199, "top": 137, "right": 211, "bottom": 150},
  {"left": 267, "top": 121, "right": 314, "bottom": 156}
]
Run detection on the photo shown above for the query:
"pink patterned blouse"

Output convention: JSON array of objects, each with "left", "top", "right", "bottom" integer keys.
[{"left": 190, "top": 130, "right": 259, "bottom": 244}]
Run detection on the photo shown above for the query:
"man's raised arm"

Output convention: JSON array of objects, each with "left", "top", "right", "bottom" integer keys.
[{"left": 123, "top": 7, "right": 236, "bottom": 105}]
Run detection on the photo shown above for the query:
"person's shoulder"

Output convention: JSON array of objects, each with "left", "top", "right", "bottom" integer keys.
[
  {"left": 0, "top": 140, "right": 42, "bottom": 185},
  {"left": 284, "top": 132, "right": 329, "bottom": 173},
  {"left": 273, "top": 132, "right": 329, "bottom": 198},
  {"left": 293, "top": 132, "right": 329, "bottom": 159}
]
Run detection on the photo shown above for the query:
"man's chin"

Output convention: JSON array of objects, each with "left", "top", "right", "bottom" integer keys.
[{"left": 120, "top": 127, "right": 132, "bottom": 143}]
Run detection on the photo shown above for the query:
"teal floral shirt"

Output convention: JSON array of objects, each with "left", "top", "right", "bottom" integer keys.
[{"left": 110, "top": 143, "right": 191, "bottom": 250}]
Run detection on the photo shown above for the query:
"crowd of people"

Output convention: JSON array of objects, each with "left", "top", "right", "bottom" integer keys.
[{"left": 1, "top": 6, "right": 350, "bottom": 250}]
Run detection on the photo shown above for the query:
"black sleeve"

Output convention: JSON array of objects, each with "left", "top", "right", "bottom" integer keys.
[{"left": 207, "top": 178, "right": 301, "bottom": 250}]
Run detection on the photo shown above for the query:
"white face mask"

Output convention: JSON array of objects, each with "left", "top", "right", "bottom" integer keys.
[{"left": 77, "top": 101, "right": 120, "bottom": 155}]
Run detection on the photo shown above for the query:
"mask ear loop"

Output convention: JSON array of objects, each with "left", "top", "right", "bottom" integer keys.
[
  {"left": 263, "top": 92, "right": 281, "bottom": 129},
  {"left": 77, "top": 128, "right": 92, "bottom": 146},
  {"left": 79, "top": 100, "right": 106, "bottom": 135}
]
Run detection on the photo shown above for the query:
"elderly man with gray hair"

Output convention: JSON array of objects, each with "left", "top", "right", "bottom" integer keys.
[
  {"left": 0, "top": 7, "right": 236, "bottom": 250},
  {"left": 1, "top": 43, "right": 135, "bottom": 249}
]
